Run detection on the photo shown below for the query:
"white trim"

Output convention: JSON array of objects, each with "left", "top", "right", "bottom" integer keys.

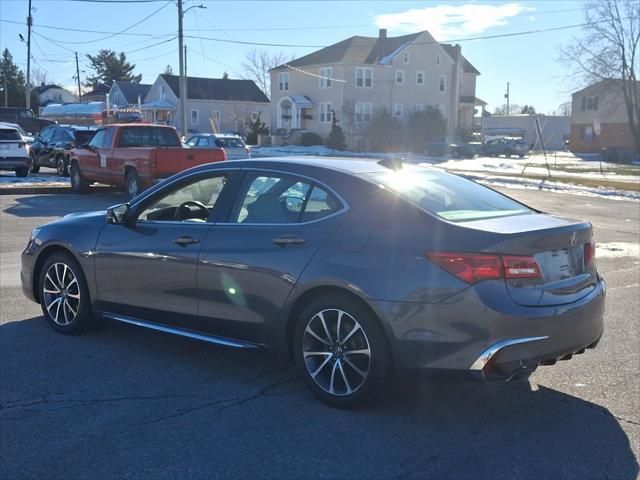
[
  {"left": 190, "top": 109, "right": 199, "bottom": 125},
  {"left": 355, "top": 102, "right": 372, "bottom": 123},
  {"left": 403, "top": 51, "right": 410, "bottom": 64},
  {"left": 393, "top": 103, "right": 403, "bottom": 120},
  {"left": 319, "top": 67, "right": 333, "bottom": 89},
  {"left": 395, "top": 70, "right": 404, "bottom": 85},
  {"left": 416, "top": 70, "right": 425, "bottom": 86},
  {"left": 319, "top": 102, "right": 333, "bottom": 123},
  {"left": 355, "top": 67, "right": 373, "bottom": 88},
  {"left": 439, "top": 74, "right": 447, "bottom": 93},
  {"left": 278, "top": 71, "right": 290, "bottom": 91}
]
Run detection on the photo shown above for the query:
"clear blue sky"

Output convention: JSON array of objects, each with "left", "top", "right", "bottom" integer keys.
[{"left": 0, "top": 0, "right": 587, "bottom": 113}]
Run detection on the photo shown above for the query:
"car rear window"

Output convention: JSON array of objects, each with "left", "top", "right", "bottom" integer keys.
[
  {"left": 215, "top": 137, "right": 244, "bottom": 147},
  {"left": 74, "top": 130, "right": 96, "bottom": 145},
  {"left": 0, "top": 129, "right": 21, "bottom": 141},
  {"left": 117, "top": 127, "right": 181, "bottom": 147},
  {"left": 370, "top": 168, "right": 532, "bottom": 222}
]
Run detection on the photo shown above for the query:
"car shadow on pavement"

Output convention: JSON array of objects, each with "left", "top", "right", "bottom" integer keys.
[
  {"left": 2, "top": 191, "right": 127, "bottom": 218},
  {"left": 1, "top": 316, "right": 638, "bottom": 479}
]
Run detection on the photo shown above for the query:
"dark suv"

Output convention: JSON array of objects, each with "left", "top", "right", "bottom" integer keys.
[{"left": 30, "top": 125, "right": 98, "bottom": 176}]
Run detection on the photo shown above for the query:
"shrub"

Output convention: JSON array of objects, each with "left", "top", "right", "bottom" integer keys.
[
  {"left": 366, "top": 108, "right": 403, "bottom": 152},
  {"left": 405, "top": 107, "right": 446, "bottom": 152},
  {"left": 299, "top": 132, "right": 324, "bottom": 146},
  {"left": 326, "top": 110, "right": 347, "bottom": 151}
]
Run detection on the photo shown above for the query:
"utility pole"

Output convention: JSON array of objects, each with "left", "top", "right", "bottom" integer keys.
[
  {"left": 184, "top": 45, "right": 187, "bottom": 78},
  {"left": 505, "top": 82, "right": 510, "bottom": 115},
  {"left": 26, "top": 0, "right": 32, "bottom": 110},
  {"left": 75, "top": 52, "right": 82, "bottom": 102},
  {"left": 177, "top": 0, "right": 187, "bottom": 138}
]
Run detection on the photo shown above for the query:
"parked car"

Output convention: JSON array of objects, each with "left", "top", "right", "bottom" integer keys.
[
  {"left": 21, "top": 158, "right": 605, "bottom": 408},
  {"left": 0, "top": 107, "right": 55, "bottom": 134},
  {"left": 483, "top": 137, "right": 530, "bottom": 158},
  {"left": 425, "top": 136, "right": 482, "bottom": 158},
  {"left": 186, "top": 133, "right": 251, "bottom": 159},
  {"left": 0, "top": 122, "right": 35, "bottom": 145},
  {"left": 0, "top": 124, "right": 31, "bottom": 177},
  {"left": 70, "top": 124, "right": 227, "bottom": 197},
  {"left": 29, "top": 125, "right": 98, "bottom": 177}
]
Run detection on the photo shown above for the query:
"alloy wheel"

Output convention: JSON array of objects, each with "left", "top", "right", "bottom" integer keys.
[
  {"left": 302, "top": 309, "right": 371, "bottom": 396},
  {"left": 42, "top": 262, "right": 81, "bottom": 326}
]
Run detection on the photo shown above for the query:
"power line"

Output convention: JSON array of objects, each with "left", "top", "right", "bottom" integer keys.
[{"left": 0, "top": 19, "right": 174, "bottom": 38}]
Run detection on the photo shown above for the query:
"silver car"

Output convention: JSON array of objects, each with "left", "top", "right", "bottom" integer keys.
[{"left": 186, "top": 133, "right": 251, "bottom": 159}]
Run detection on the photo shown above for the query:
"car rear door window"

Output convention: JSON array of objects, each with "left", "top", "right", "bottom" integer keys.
[{"left": 230, "top": 174, "right": 340, "bottom": 224}]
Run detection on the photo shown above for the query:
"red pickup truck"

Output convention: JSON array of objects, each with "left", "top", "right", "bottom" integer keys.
[{"left": 69, "top": 124, "right": 226, "bottom": 197}]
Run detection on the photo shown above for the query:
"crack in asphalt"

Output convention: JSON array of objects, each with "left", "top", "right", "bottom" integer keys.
[{"left": 131, "top": 376, "right": 299, "bottom": 427}]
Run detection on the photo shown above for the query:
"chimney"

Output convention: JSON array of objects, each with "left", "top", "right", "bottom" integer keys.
[{"left": 379, "top": 28, "right": 387, "bottom": 40}]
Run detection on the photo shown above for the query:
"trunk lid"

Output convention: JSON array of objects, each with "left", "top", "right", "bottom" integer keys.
[{"left": 462, "top": 213, "right": 597, "bottom": 306}]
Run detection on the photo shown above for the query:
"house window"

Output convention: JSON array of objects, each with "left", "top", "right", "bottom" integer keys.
[
  {"left": 415, "top": 104, "right": 425, "bottom": 112},
  {"left": 583, "top": 96, "right": 599, "bottom": 111},
  {"left": 580, "top": 126, "right": 595, "bottom": 141},
  {"left": 319, "top": 67, "right": 333, "bottom": 89},
  {"left": 439, "top": 74, "right": 446, "bottom": 93},
  {"left": 159, "top": 85, "right": 166, "bottom": 101},
  {"left": 355, "top": 102, "right": 372, "bottom": 123},
  {"left": 416, "top": 71, "right": 425, "bottom": 85},
  {"left": 395, "top": 70, "right": 404, "bottom": 85},
  {"left": 319, "top": 102, "right": 333, "bottom": 123},
  {"left": 393, "top": 103, "right": 403, "bottom": 120},
  {"left": 436, "top": 55, "right": 441, "bottom": 65},
  {"left": 278, "top": 72, "right": 289, "bottom": 91},
  {"left": 356, "top": 67, "right": 373, "bottom": 88},
  {"left": 251, "top": 111, "right": 259, "bottom": 121},
  {"left": 403, "top": 51, "right": 409, "bottom": 64},
  {"left": 211, "top": 110, "right": 221, "bottom": 124},
  {"left": 190, "top": 109, "right": 199, "bottom": 125}
]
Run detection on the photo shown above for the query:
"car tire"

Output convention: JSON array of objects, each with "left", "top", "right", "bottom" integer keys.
[
  {"left": 56, "top": 155, "right": 69, "bottom": 177},
  {"left": 126, "top": 170, "right": 144, "bottom": 199},
  {"left": 293, "top": 294, "right": 390, "bottom": 408},
  {"left": 38, "top": 252, "right": 96, "bottom": 335},
  {"left": 452, "top": 149, "right": 460, "bottom": 159},
  {"left": 29, "top": 157, "right": 40, "bottom": 173},
  {"left": 15, "top": 167, "right": 29, "bottom": 177},
  {"left": 506, "top": 150, "right": 513, "bottom": 158},
  {"left": 70, "top": 162, "right": 89, "bottom": 193}
]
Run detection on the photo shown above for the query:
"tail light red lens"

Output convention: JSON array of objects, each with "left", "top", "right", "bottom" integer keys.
[
  {"left": 584, "top": 240, "right": 595, "bottom": 267},
  {"left": 426, "top": 252, "right": 542, "bottom": 284},
  {"left": 426, "top": 252, "right": 503, "bottom": 284}
]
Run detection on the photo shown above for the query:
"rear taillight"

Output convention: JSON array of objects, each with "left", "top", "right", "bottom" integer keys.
[
  {"left": 426, "top": 252, "right": 542, "bottom": 284},
  {"left": 584, "top": 240, "right": 595, "bottom": 267},
  {"left": 502, "top": 255, "right": 542, "bottom": 279}
]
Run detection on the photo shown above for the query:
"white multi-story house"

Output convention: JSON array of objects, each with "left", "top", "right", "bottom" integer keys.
[
  {"left": 142, "top": 74, "right": 270, "bottom": 135},
  {"left": 269, "top": 29, "right": 483, "bottom": 148},
  {"left": 33, "top": 84, "right": 77, "bottom": 111}
]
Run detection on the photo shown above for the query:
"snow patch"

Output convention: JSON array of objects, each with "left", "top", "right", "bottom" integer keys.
[{"left": 596, "top": 242, "right": 640, "bottom": 258}]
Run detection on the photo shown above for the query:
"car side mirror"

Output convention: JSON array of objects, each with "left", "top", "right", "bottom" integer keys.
[{"left": 107, "top": 203, "right": 130, "bottom": 225}]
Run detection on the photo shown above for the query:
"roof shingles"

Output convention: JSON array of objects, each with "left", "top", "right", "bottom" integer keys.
[{"left": 161, "top": 74, "right": 269, "bottom": 103}]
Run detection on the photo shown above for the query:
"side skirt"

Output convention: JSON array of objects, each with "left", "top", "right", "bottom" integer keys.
[{"left": 99, "top": 312, "right": 261, "bottom": 349}]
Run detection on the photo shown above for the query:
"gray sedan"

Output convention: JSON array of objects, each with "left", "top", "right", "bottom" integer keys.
[{"left": 21, "top": 158, "right": 605, "bottom": 408}]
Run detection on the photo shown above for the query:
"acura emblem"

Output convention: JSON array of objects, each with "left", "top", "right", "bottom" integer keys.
[{"left": 570, "top": 231, "right": 578, "bottom": 246}]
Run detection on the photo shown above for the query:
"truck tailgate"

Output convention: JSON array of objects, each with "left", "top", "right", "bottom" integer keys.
[{"left": 153, "top": 148, "right": 226, "bottom": 176}]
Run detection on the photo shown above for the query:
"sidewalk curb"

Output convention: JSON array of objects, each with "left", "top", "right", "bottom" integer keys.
[{"left": 0, "top": 185, "right": 71, "bottom": 195}]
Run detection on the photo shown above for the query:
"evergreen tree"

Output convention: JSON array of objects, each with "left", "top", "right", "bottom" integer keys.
[
  {"left": 222, "top": 71, "right": 230, "bottom": 80},
  {"left": 85, "top": 49, "right": 141, "bottom": 88},
  {"left": 0, "top": 48, "right": 35, "bottom": 107},
  {"left": 327, "top": 110, "right": 347, "bottom": 151}
]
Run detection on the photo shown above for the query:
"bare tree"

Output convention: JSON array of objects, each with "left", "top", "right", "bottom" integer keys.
[
  {"left": 163, "top": 64, "right": 173, "bottom": 75},
  {"left": 493, "top": 104, "right": 522, "bottom": 115},
  {"left": 31, "top": 67, "right": 50, "bottom": 87},
  {"left": 557, "top": 101, "right": 572, "bottom": 116},
  {"left": 242, "top": 49, "right": 291, "bottom": 99},
  {"left": 561, "top": 0, "right": 640, "bottom": 152}
]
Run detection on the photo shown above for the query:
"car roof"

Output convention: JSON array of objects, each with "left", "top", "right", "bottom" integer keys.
[
  {"left": 0, "top": 123, "right": 19, "bottom": 131},
  {"left": 189, "top": 133, "right": 240, "bottom": 138},
  {"left": 191, "top": 156, "right": 436, "bottom": 176}
]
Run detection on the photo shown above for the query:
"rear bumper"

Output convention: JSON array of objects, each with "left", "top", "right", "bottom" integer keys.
[
  {"left": 0, "top": 156, "right": 30, "bottom": 169},
  {"left": 376, "top": 278, "right": 606, "bottom": 379}
]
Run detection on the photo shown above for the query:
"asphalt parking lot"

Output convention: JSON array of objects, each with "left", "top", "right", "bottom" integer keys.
[{"left": 1, "top": 185, "right": 639, "bottom": 479}]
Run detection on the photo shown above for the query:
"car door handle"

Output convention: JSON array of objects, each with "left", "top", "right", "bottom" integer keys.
[
  {"left": 173, "top": 236, "right": 200, "bottom": 246},
  {"left": 273, "top": 236, "right": 306, "bottom": 247}
]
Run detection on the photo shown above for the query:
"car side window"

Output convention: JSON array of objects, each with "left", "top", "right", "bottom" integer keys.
[
  {"left": 102, "top": 127, "right": 115, "bottom": 149},
  {"left": 41, "top": 128, "right": 55, "bottom": 143},
  {"left": 88, "top": 130, "right": 105, "bottom": 149},
  {"left": 138, "top": 175, "right": 228, "bottom": 223},
  {"left": 230, "top": 174, "right": 340, "bottom": 224}
]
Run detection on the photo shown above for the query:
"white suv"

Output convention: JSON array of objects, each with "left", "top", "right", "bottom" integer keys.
[{"left": 0, "top": 124, "right": 31, "bottom": 177}]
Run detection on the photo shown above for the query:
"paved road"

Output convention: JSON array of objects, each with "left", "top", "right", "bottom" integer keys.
[{"left": 1, "top": 188, "right": 638, "bottom": 479}]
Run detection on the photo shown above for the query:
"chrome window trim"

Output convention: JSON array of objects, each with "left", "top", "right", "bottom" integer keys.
[{"left": 470, "top": 336, "right": 549, "bottom": 373}]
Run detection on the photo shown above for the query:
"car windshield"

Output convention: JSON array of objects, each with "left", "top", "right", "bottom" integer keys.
[
  {"left": 369, "top": 168, "right": 532, "bottom": 222},
  {"left": 0, "top": 128, "right": 21, "bottom": 141},
  {"left": 215, "top": 137, "right": 245, "bottom": 147},
  {"left": 117, "top": 127, "right": 181, "bottom": 147}
]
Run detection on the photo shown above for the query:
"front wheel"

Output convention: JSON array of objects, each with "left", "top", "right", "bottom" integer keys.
[
  {"left": 293, "top": 295, "right": 390, "bottom": 408},
  {"left": 15, "top": 167, "right": 28, "bottom": 177},
  {"left": 56, "top": 155, "right": 69, "bottom": 177},
  {"left": 38, "top": 252, "right": 96, "bottom": 334},
  {"left": 70, "top": 162, "right": 89, "bottom": 193},
  {"left": 126, "top": 170, "right": 144, "bottom": 199},
  {"left": 29, "top": 157, "right": 40, "bottom": 173}
]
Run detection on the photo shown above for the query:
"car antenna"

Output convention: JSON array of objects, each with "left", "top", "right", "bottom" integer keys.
[{"left": 378, "top": 157, "right": 403, "bottom": 171}]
